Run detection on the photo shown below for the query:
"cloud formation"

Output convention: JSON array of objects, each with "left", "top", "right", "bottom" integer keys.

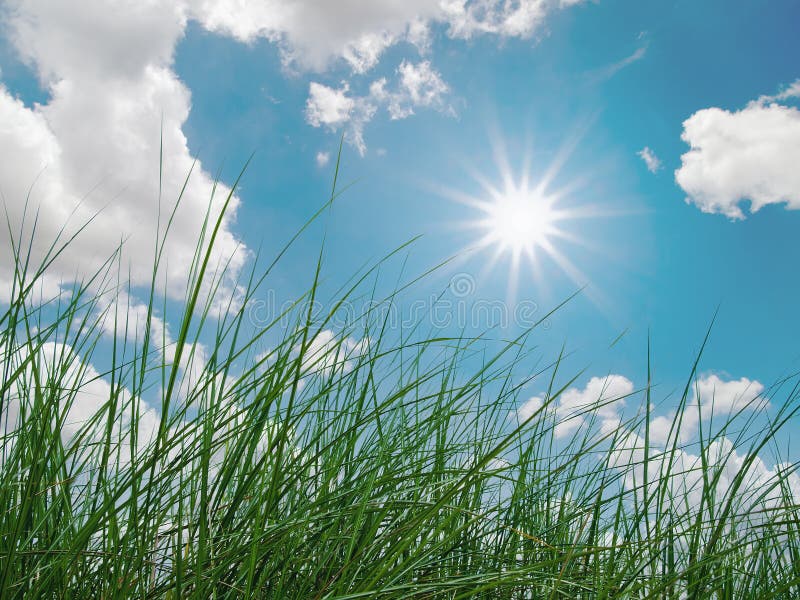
[
  {"left": 675, "top": 80, "right": 800, "bottom": 219},
  {"left": 305, "top": 61, "right": 452, "bottom": 154},
  {"left": 1, "top": 341, "right": 160, "bottom": 450},
  {"left": 517, "top": 374, "right": 634, "bottom": 439},
  {"left": 315, "top": 151, "right": 331, "bottom": 167},
  {"left": 606, "top": 421, "right": 800, "bottom": 518},
  {"left": 518, "top": 372, "right": 796, "bottom": 523},
  {"left": 0, "top": 0, "right": 246, "bottom": 307},
  {"left": 190, "top": 0, "right": 440, "bottom": 72},
  {"left": 517, "top": 372, "right": 765, "bottom": 444},
  {"left": 638, "top": 146, "right": 661, "bottom": 173},
  {"left": 192, "top": 0, "right": 581, "bottom": 72}
]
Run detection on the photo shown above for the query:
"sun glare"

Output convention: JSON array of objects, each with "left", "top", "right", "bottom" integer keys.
[
  {"left": 483, "top": 189, "right": 557, "bottom": 254},
  {"left": 458, "top": 174, "right": 584, "bottom": 300},
  {"left": 439, "top": 134, "right": 604, "bottom": 300}
]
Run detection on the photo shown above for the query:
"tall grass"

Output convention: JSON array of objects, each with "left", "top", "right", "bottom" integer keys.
[{"left": 1, "top": 161, "right": 799, "bottom": 599}]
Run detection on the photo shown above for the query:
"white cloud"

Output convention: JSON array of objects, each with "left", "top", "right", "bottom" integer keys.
[
  {"left": 1, "top": 334, "right": 261, "bottom": 481},
  {"left": 194, "top": 0, "right": 583, "bottom": 151},
  {"left": 304, "top": 81, "right": 377, "bottom": 155},
  {"left": 0, "top": 0, "right": 247, "bottom": 309},
  {"left": 588, "top": 44, "right": 647, "bottom": 83},
  {"left": 1, "top": 341, "right": 160, "bottom": 450},
  {"left": 256, "top": 328, "right": 370, "bottom": 388},
  {"left": 340, "top": 30, "right": 398, "bottom": 75},
  {"left": 647, "top": 414, "right": 674, "bottom": 446},
  {"left": 189, "top": 0, "right": 442, "bottom": 72},
  {"left": 315, "top": 151, "right": 330, "bottom": 167},
  {"left": 520, "top": 371, "right": 797, "bottom": 531},
  {"left": 606, "top": 424, "right": 800, "bottom": 518},
  {"left": 693, "top": 373, "right": 765, "bottom": 418},
  {"left": 191, "top": 1, "right": 583, "bottom": 73},
  {"left": 757, "top": 78, "right": 800, "bottom": 104},
  {"left": 677, "top": 373, "right": 765, "bottom": 442},
  {"left": 7, "top": 0, "right": 184, "bottom": 85},
  {"left": 517, "top": 374, "right": 634, "bottom": 439},
  {"left": 606, "top": 373, "right": 764, "bottom": 447},
  {"left": 305, "top": 60, "right": 452, "bottom": 154},
  {"left": 305, "top": 82, "right": 357, "bottom": 127},
  {"left": 605, "top": 410, "right": 798, "bottom": 534},
  {"left": 518, "top": 372, "right": 765, "bottom": 446},
  {"left": 390, "top": 60, "right": 450, "bottom": 119},
  {"left": 95, "top": 290, "right": 171, "bottom": 350},
  {"left": 675, "top": 85, "right": 800, "bottom": 219},
  {"left": 638, "top": 146, "right": 661, "bottom": 173},
  {"left": 298, "top": 328, "right": 370, "bottom": 379},
  {"left": 441, "top": 0, "right": 550, "bottom": 39},
  {"left": 553, "top": 375, "right": 634, "bottom": 438},
  {"left": 517, "top": 395, "right": 544, "bottom": 421}
]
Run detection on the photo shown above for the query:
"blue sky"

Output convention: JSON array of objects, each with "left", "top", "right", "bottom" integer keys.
[
  {"left": 171, "top": 0, "right": 800, "bottom": 390},
  {"left": 1, "top": 0, "right": 799, "bottom": 452}
]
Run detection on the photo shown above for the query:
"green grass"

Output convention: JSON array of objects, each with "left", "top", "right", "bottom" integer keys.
[{"left": 1, "top": 160, "right": 799, "bottom": 599}]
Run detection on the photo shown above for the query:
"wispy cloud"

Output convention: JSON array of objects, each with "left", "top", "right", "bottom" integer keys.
[
  {"left": 587, "top": 43, "right": 648, "bottom": 84},
  {"left": 638, "top": 146, "right": 662, "bottom": 173},
  {"left": 756, "top": 78, "right": 800, "bottom": 104}
]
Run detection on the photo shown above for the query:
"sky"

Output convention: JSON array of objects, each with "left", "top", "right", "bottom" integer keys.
[{"left": 1, "top": 0, "right": 800, "bottom": 462}]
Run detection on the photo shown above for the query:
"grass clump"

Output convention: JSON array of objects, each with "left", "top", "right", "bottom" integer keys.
[{"left": 1, "top": 164, "right": 799, "bottom": 599}]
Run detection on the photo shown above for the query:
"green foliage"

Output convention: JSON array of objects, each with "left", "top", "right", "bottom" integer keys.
[{"left": 1, "top": 158, "right": 799, "bottom": 599}]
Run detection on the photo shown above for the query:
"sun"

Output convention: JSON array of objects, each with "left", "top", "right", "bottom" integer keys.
[
  {"left": 458, "top": 174, "right": 583, "bottom": 301},
  {"left": 480, "top": 187, "right": 558, "bottom": 255},
  {"left": 438, "top": 137, "right": 598, "bottom": 300},
  {"left": 436, "top": 130, "right": 624, "bottom": 305}
]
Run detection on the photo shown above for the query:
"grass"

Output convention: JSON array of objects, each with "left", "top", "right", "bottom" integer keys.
[{"left": 1, "top": 159, "right": 800, "bottom": 599}]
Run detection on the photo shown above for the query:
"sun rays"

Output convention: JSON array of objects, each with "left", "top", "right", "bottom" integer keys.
[{"left": 439, "top": 133, "right": 601, "bottom": 303}]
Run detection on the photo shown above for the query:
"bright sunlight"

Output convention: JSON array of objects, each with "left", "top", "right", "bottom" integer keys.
[{"left": 479, "top": 185, "right": 558, "bottom": 255}]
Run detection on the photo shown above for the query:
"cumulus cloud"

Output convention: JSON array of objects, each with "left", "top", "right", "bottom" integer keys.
[
  {"left": 517, "top": 395, "right": 544, "bottom": 421},
  {"left": 644, "top": 374, "right": 765, "bottom": 446},
  {"left": 757, "top": 78, "right": 800, "bottom": 104},
  {"left": 552, "top": 375, "right": 634, "bottom": 438},
  {"left": 605, "top": 421, "right": 800, "bottom": 517},
  {"left": 298, "top": 328, "right": 370, "bottom": 379},
  {"left": 517, "top": 372, "right": 765, "bottom": 445},
  {"left": 194, "top": 0, "right": 582, "bottom": 152},
  {"left": 189, "top": 0, "right": 442, "bottom": 72},
  {"left": 254, "top": 328, "right": 370, "bottom": 387},
  {"left": 191, "top": 0, "right": 582, "bottom": 72},
  {"left": 675, "top": 81, "right": 800, "bottom": 219},
  {"left": 390, "top": 60, "right": 451, "bottom": 118},
  {"left": 692, "top": 373, "right": 764, "bottom": 420},
  {"left": 518, "top": 371, "right": 796, "bottom": 529},
  {"left": 638, "top": 146, "right": 661, "bottom": 173},
  {"left": 517, "top": 374, "right": 634, "bottom": 439},
  {"left": 95, "top": 290, "right": 171, "bottom": 351},
  {"left": 605, "top": 386, "right": 797, "bottom": 532},
  {"left": 0, "top": 0, "right": 247, "bottom": 310},
  {"left": 1, "top": 341, "right": 160, "bottom": 449},
  {"left": 305, "top": 82, "right": 357, "bottom": 127}
]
